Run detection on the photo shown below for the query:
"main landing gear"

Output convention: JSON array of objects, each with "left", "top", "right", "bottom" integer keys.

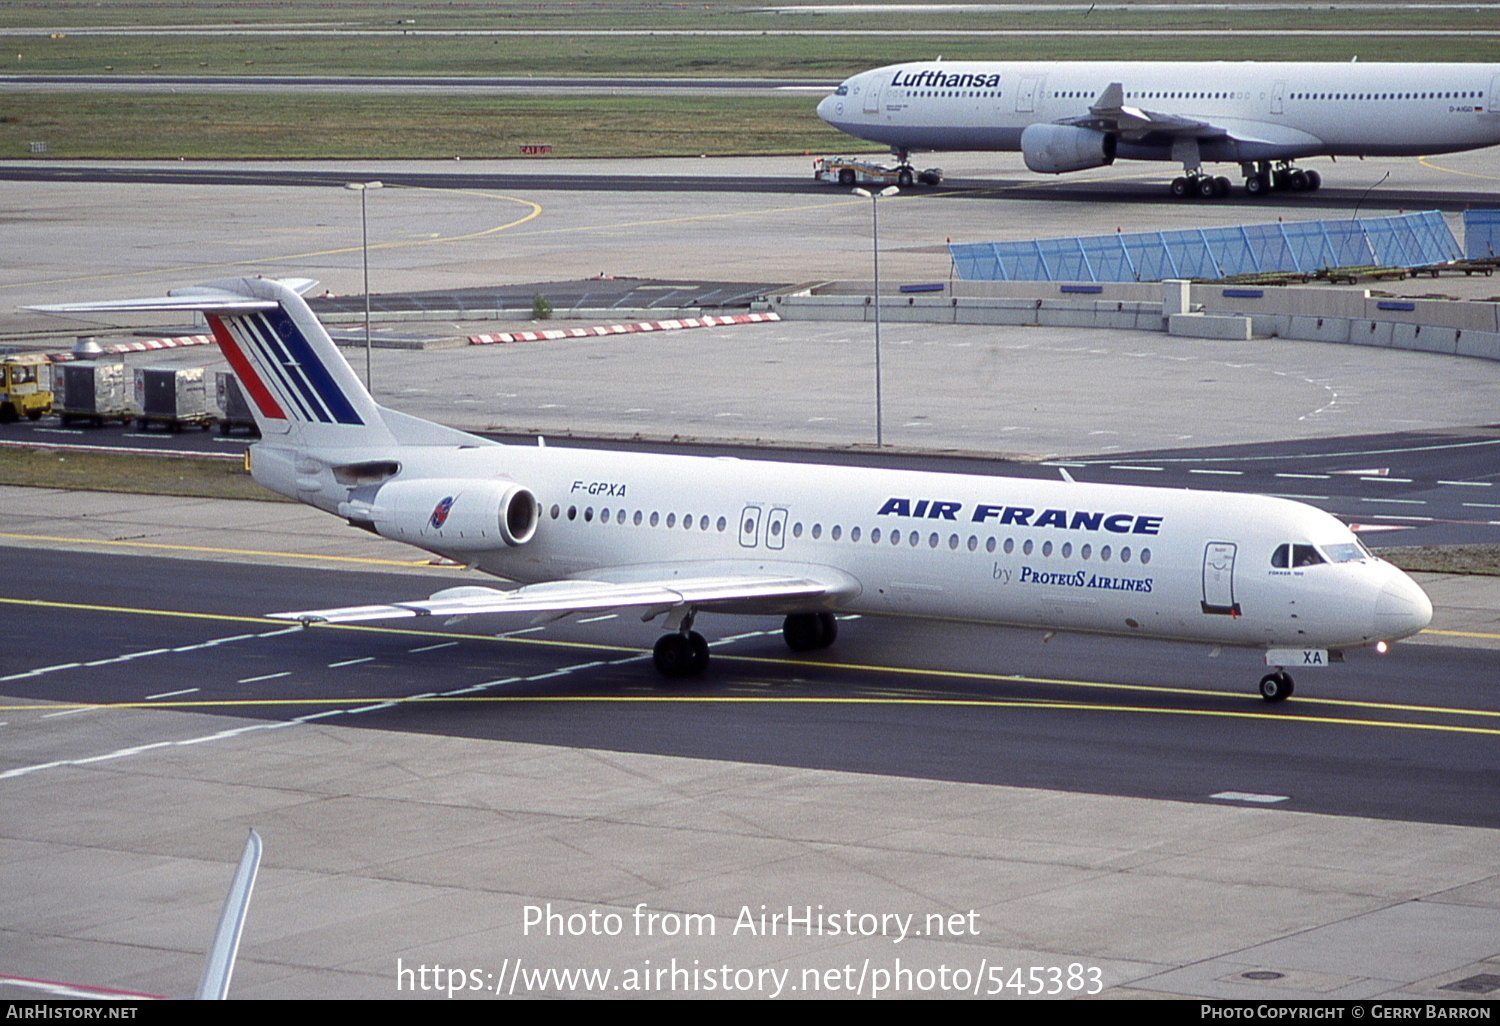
[
  {"left": 1242, "top": 161, "right": 1322, "bottom": 198},
  {"left": 650, "top": 612, "right": 839, "bottom": 680},
  {"left": 1258, "top": 670, "right": 1295, "bottom": 703},
  {"left": 1167, "top": 162, "right": 1322, "bottom": 200},
  {"left": 653, "top": 630, "right": 710, "bottom": 678},
  {"left": 1169, "top": 173, "right": 1233, "bottom": 200}
]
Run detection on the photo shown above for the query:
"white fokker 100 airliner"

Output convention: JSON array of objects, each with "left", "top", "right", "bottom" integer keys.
[
  {"left": 35, "top": 278, "right": 1432, "bottom": 701},
  {"left": 816, "top": 60, "right": 1500, "bottom": 199}
]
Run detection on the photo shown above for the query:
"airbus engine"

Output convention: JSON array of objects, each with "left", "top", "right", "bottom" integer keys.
[
  {"left": 1020, "top": 124, "right": 1117, "bottom": 174},
  {"left": 369, "top": 478, "right": 539, "bottom": 552}
]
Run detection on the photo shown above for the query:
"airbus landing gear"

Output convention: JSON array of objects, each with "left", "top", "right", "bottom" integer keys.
[
  {"left": 1258, "top": 670, "right": 1295, "bottom": 703},
  {"left": 1168, "top": 173, "right": 1232, "bottom": 200},
  {"left": 654, "top": 630, "right": 709, "bottom": 679},
  {"left": 1243, "top": 162, "right": 1321, "bottom": 198},
  {"left": 783, "top": 612, "right": 838, "bottom": 653}
]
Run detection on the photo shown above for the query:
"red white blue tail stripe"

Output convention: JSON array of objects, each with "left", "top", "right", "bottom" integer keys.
[{"left": 209, "top": 307, "right": 364, "bottom": 425}]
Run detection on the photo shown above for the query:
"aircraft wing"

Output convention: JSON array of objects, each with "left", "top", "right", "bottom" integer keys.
[
  {"left": 1061, "top": 81, "right": 1225, "bottom": 140},
  {"left": 268, "top": 564, "right": 860, "bottom": 625}
]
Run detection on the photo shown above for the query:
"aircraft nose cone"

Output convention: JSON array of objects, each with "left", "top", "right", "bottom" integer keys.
[{"left": 1374, "top": 572, "right": 1433, "bottom": 640}]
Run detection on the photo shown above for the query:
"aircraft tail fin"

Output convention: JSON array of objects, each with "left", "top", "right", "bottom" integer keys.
[{"left": 28, "top": 277, "right": 396, "bottom": 449}]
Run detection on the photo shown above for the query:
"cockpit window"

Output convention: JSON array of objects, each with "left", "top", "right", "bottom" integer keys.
[
  {"left": 1292, "top": 544, "right": 1325, "bottom": 567},
  {"left": 1273, "top": 543, "right": 1331, "bottom": 568},
  {"left": 835, "top": 85, "right": 849, "bottom": 96},
  {"left": 1321, "top": 542, "right": 1370, "bottom": 563}
]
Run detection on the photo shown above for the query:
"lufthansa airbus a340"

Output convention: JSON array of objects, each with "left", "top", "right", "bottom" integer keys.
[
  {"left": 32, "top": 278, "right": 1432, "bottom": 701},
  {"left": 816, "top": 60, "right": 1500, "bottom": 198}
]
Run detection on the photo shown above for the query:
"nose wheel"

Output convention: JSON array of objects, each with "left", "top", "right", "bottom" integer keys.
[{"left": 1258, "top": 671, "right": 1294, "bottom": 702}]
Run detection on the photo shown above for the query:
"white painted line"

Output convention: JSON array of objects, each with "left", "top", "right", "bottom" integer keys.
[
  {"left": 236, "top": 671, "right": 291, "bottom": 683},
  {"left": 1108, "top": 465, "right": 1163, "bottom": 472},
  {"left": 575, "top": 614, "right": 618, "bottom": 624},
  {"left": 1361, "top": 497, "right": 1427, "bottom": 505},
  {"left": 500, "top": 627, "right": 545, "bottom": 636},
  {"left": 1440, "top": 480, "right": 1492, "bottom": 487},
  {"left": 1268, "top": 494, "right": 1329, "bottom": 501},
  {"left": 408, "top": 641, "right": 459, "bottom": 653},
  {"left": 327, "top": 656, "right": 374, "bottom": 667},
  {"left": 41, "top": 707, "right": 94, "bottom": 719},
  {"left": 1211, "top": 791, "right": 1290, "bottom": 804},
  {"left": 85, "top": 649, "right": 171, "bottom": 666},
  {"left": 1461, "top": 502, "right": 1500, "bottom": 509},
  {"left": 145, "top": 688, "right": 200, "bottom": 701},
  {"left": 1360, "top": 476, "right": 1413, "bottom": 483},
  {"left": 349, "top": 702, "right": 397, "bottom": 714},
  {"left": 1188, "top": 469, "right": 1243, "bottom": 476},
  {"left": 1275, "top": 473, "right": 1330, "bottom": 480}
]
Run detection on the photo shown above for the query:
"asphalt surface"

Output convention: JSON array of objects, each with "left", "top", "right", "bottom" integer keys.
[
  {"left": 0, "top": 163, "right": 1494, "bottom": 212},
  {"left": 5, "top": 548, "right": 1496, "bottom": 829}
]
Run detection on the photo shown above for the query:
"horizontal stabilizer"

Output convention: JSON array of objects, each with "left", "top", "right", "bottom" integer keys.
[{"left": 25, "top": 278, "right": 319, "bottom": 316}]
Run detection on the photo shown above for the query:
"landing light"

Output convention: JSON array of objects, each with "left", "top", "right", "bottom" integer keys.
[{"left": 1375, "top": 640, "right": 1390, "bottom": 655}]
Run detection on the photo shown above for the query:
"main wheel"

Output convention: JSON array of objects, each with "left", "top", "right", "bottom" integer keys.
[
  {"left": 688, "top": 631, "right": 710, "bottom": 674},
  {"left": 1304, "top": 169, "right": 1322, "bottom": 191},
  {"left": 1170, "top": 176, "right": 1191, "bottom": 199},
  {"left": 1197, "top": 176, "right": 1219, "bottom": 199},
  {"left": 783, "top": 612, "right": 837, "bottom": 652},
  {"left": 838, "top": 168, "right": 856, "bottom": 186},
  {"left": 1258, "top": 672, "right": 1295, "bottom": 703},
  {"left": 654, "top": 633, "right": 705, "bottom": 679},
  {"left": 1244, "top": 173, "right": 1269, "bottom": 197}
]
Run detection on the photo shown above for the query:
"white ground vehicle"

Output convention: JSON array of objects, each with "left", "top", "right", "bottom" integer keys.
[{"left": 813, "top": 156, "right": 943, "bottom": 187}]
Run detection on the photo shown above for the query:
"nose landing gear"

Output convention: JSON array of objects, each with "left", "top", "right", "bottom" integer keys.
[{"left": 1258, "top": 671, "right": 1295, "bottom": 702}]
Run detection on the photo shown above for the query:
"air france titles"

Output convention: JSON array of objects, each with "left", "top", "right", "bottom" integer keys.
[{"left": 876, "top": 497, "right": 1163, "bottom": 536}]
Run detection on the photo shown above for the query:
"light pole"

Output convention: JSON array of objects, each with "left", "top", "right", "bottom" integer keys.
[
  {"left": 853, "top": 185, "right": 898, "bottom": 447},
  {"left": 345, "top": 181, "right": 383, "bottom": 389}
]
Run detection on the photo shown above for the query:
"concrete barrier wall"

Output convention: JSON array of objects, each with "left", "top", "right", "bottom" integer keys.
[{"left": 762, "top": 282, "right": 1500, "bottom": 364}]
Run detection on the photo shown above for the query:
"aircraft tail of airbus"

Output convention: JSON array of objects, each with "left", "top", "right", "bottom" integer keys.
[
  {"left": 816, "top": 59, "right": 1500, "bottom": 199},
  {"left": 29, "top": 277, "right": 1433, "bottom": 701}
]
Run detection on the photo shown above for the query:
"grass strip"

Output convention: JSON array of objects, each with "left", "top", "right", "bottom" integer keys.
[
  {"left": 0, "top": 91, "right": 849, "bottom": 160},
  {"left": 0, "top": 445, "right": 290, "bottom": 502}
]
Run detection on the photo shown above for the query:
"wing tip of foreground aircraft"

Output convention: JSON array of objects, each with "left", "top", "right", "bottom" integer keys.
[{"left": 27, "top": 275, "right": 1433, "bottom": 703}]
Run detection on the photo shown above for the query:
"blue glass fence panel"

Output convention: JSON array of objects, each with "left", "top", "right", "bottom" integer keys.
[
  {"left": 1465, "top": 209, "right": 1500, "bottom": 260},
  {"left": 950, "top": 212, "right": 1461, "bottom": 281}
]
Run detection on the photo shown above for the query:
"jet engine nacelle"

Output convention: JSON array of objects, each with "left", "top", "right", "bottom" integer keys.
[
  {"left": 370, "top": 477, "right": 539, "bottom": 551},
  {"left": 1020, "top": 124, "right": 1118, "bottom": 174}
]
